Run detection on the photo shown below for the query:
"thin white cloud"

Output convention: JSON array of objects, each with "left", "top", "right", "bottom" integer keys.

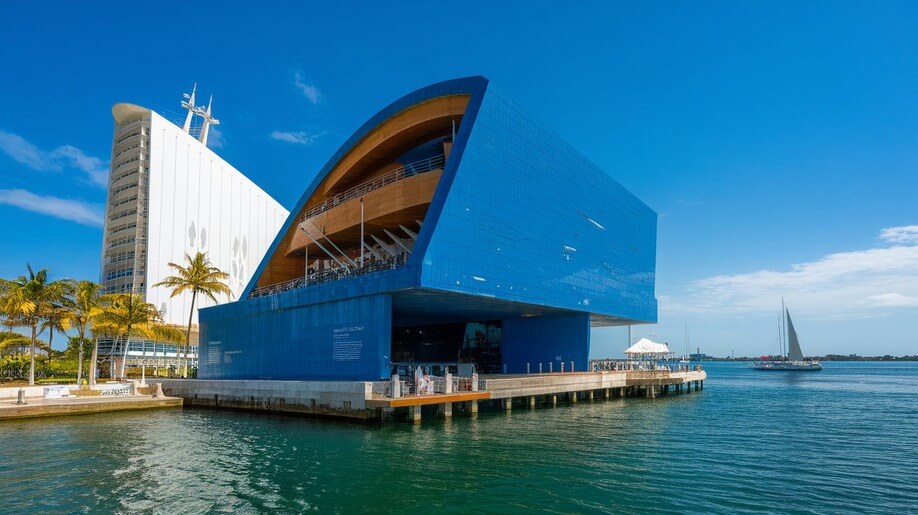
[
  {"left": 294, "top": 72, "right": 321, "bottom": 105},
  {"left": 270, "top": 130, "right": 324, "bottom": 145},
  {"left": 0, "top": 130, "right": 109, "bottom": 187},
  {"left": 863, "top": 292, "right": 918, "bottom": 308},
  {"left": 0, "top": 131, "right": 47, "bottom": 170},
  {"left": 207, "top": 126, "right": 225, "bottom": 149},
  {"left": 0, "top": 189, "right": 104, "bottom": 227},
  {"left": 662, "top": 225, "right": 918, "bottom": 317},
  {"left": 49, "top": 145, "right": 108, "bottom": 187},
  {"left": 880, "top": 225, "right": 918, "bottom": 245}
]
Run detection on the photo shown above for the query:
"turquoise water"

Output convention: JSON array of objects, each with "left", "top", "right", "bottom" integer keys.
[{"left": 1, "top": 362, "right": 916, "bottom": 513}]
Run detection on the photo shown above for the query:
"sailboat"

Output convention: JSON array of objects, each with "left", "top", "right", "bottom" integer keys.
[
  {"left": 754, "top": 300, "right": 822, "bottom": 371},
  {"left": 679, "top": 322, "right": 690, "bottom": 363}
]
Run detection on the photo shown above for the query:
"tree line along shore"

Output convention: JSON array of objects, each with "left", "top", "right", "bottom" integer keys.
[{"left": 0, "top": 252, "right": 231, "bottom": 386}]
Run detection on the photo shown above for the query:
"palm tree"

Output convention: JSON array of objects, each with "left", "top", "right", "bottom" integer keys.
[
  {"left": 88, "top": 301, "right": 119, "bottom": 385},
  {"left": 93, "top": 293, "right": 162, "bottom": 379},
  {"left": 40, "top": 302, "right": 72, "bottom": 367},
  {"left": 0, "top": 278, "right": 25, "bottom": 334},
  {"left": 67, "top": 280, "right": 101, "bottom": 385},
  {"left": 154, "top": 252, "right": 231, "bottom": 378},
  {"left": 0, "top": 333, "right": 48, "bottom": 380},
  {"left": 2, "top": 265, "right": 72, "bottom": 385},
  {"left": 0, "top": 332, "right": 30, "bottom": 356}
]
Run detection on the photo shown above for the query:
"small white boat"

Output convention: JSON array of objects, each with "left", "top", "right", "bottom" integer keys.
[{"left": 754, "top": 300, "right": 822, "bottom": 371}]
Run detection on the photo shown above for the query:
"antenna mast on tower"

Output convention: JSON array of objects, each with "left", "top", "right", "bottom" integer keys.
[
  {"left": 196, "top": 95, "right": 220, "bottom": 146},
  {"left": 181, "top": 83, "right": 197, "bottom": 133}
]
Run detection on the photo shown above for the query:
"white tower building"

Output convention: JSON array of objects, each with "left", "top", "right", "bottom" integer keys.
[{"left": 100, "top": 88, "right": 289, "bottom": 327}]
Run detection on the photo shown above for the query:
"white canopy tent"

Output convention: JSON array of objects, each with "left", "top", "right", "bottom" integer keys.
[{"left": 624, "top": 338, "right": 673, "bottom": 358}]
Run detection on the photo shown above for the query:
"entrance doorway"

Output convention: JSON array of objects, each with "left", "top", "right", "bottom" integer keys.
[{"left": 390, "top": 320, "right": 502, "bottom": 374}]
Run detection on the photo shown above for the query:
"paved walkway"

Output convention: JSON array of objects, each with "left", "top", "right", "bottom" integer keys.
[{"left": 0, "top": 394, "right": 182, "bottom": 420}]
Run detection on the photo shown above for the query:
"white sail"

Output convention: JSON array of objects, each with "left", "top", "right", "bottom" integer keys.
[
  {"left": 785, "top": 308, "right": 804, "bottom": 361},
  {"left": 754, "top": 302, "right": 821, "bottom": 371}
]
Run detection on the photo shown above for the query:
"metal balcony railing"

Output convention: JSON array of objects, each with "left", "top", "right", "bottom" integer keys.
[
  {"left": 588, "top": 359, "right": 704, "bottom": 373},
  {"left": 370, "top": 376, "right": 484, "bottom": 398},
  {"left": 250, "top": 253, "right": 408, "bottom": 298},
  {"left": 115, "top": 118, "right": 150, "bottom": 134},
  {"left": 302, "top": 154, "right": 444, "bottom": 221}
]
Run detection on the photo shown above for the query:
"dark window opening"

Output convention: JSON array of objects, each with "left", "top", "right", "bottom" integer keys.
[{"left": 391, "top": 320, "right": 502, "bottom": 374}]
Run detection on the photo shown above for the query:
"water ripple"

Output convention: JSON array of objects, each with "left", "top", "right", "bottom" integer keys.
[{"left": 0, "top": 362, "right": 916, "bottom": 513}]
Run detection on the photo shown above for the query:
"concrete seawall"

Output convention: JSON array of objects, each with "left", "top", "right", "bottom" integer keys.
[
  {"left": 0, "top": 385, "right": 49, "bottom": 399},
  {"left": 0, "top": 395, "right": 182, "bottom": 420},
  {"left": 158, "top": 379, "right": 376, "bottom": 420}
]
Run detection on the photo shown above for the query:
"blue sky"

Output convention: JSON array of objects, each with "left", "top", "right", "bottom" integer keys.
[{"left": 1, "top": 2, "right": 916, "bottom": 356}]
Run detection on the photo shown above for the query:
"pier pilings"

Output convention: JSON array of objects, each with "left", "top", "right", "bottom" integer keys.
[{"left": 156, "top": 369, "right": 706, "bottom": 424}]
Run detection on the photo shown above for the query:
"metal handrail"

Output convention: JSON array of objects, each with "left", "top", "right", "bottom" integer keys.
[
  {"left": 250, "top": 253, "right": 408, "bottom": 298},
  {"left": 370, "top": 373, "right": 484, "bottom": 399},
  {"left": 111, "top": 156, "right": 143, "bottom": 176},
  {"left": 588, "top": 359, "right": 702, "bottom": 373},
  {"left": 112, "top": 142, "right": 144, "bottom": 160},
  {"left": 113, "top": 131, "right": 144, "bottom": 148},
  {"left": 301, "top": 154, "right": 444, "bottom": 221},
  {"left": 115, "top": 118, "right": 150, "bottom": 134}
]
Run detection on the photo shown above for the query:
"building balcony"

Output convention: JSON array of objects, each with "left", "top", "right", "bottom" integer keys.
[
  {"left": 302, "top": 154, "right": 444, "bottom": 220},
  {"left": 250, "top": 253, "right": 407, "bottom": 298},
  {"left": 288, "top": 155, "right": 443, "bottom": 256}
]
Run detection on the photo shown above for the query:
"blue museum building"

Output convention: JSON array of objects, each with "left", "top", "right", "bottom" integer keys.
[{"left": 199, "top": 76, "right": 657, "bottom": 381}]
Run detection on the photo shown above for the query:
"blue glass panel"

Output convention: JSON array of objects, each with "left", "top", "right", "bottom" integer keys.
[
  {"left": 199, "top": 294, "right": 391, "bottom": 381},
  {"left": 502, "top": 313, "right": 590, "bottom": 373},
  {"left": 420, "top": 86, "right": 657, "bottom": 324}
]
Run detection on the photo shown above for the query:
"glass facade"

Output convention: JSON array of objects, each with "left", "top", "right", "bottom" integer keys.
[
  {"left": 420, "top": 86, "right": 657, "bottom": 324},
  {"left": 100, "top": 113, "right": 150, "bottom": 295},
  {"left": 200, "top": 77, "right": 657, "bottom": 381}
]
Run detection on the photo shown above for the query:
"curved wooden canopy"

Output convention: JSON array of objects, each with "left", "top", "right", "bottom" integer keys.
[
  {"left": 309, "top": 95, "right": 469, "bottom": 203},
  {"left": 289, "top": 169, "right": 441, "bottom": 255},
  {"left": 255, "top": 94, "right": 470, "bottom": 288}
]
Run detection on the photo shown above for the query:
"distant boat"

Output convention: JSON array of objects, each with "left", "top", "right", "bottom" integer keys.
[
  {"left": 679, "top": 322, "right": 690, "bottom": 363},
  {"left": 754, "top": 300, "right": 822, "bottom": 371}
]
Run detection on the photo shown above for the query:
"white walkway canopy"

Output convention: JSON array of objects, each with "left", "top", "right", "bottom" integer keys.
[{"left": 624, "top": 338, "right": 673, "bottom": 357}]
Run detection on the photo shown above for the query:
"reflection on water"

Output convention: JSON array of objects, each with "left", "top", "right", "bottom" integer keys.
[{"left": 1, "top": 362, "right": 916, "bottom": 513}]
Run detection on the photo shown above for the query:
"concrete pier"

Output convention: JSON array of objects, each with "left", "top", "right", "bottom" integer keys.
[
  {"left": 156, "top": 368, "right": 706, "bottom": 423},
  {"left": 160, "top": 378, "right": 379, "bottom": 420},
  {"left": 0, "top": 394, "right": 181, "bottom": 420}
]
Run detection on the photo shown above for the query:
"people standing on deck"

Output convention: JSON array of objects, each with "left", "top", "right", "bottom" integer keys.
[{"left": 415, "top": 366, "right": 424, "bottom": 395}]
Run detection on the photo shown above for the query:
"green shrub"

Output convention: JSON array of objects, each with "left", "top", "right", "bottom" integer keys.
[{"left": 37, "top": 377, "right": 77, "bottom": 385}]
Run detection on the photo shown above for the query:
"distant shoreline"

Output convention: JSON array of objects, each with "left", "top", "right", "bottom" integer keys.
[{"left": 702, "top": 355, "right": 918, "bottom": 362}]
